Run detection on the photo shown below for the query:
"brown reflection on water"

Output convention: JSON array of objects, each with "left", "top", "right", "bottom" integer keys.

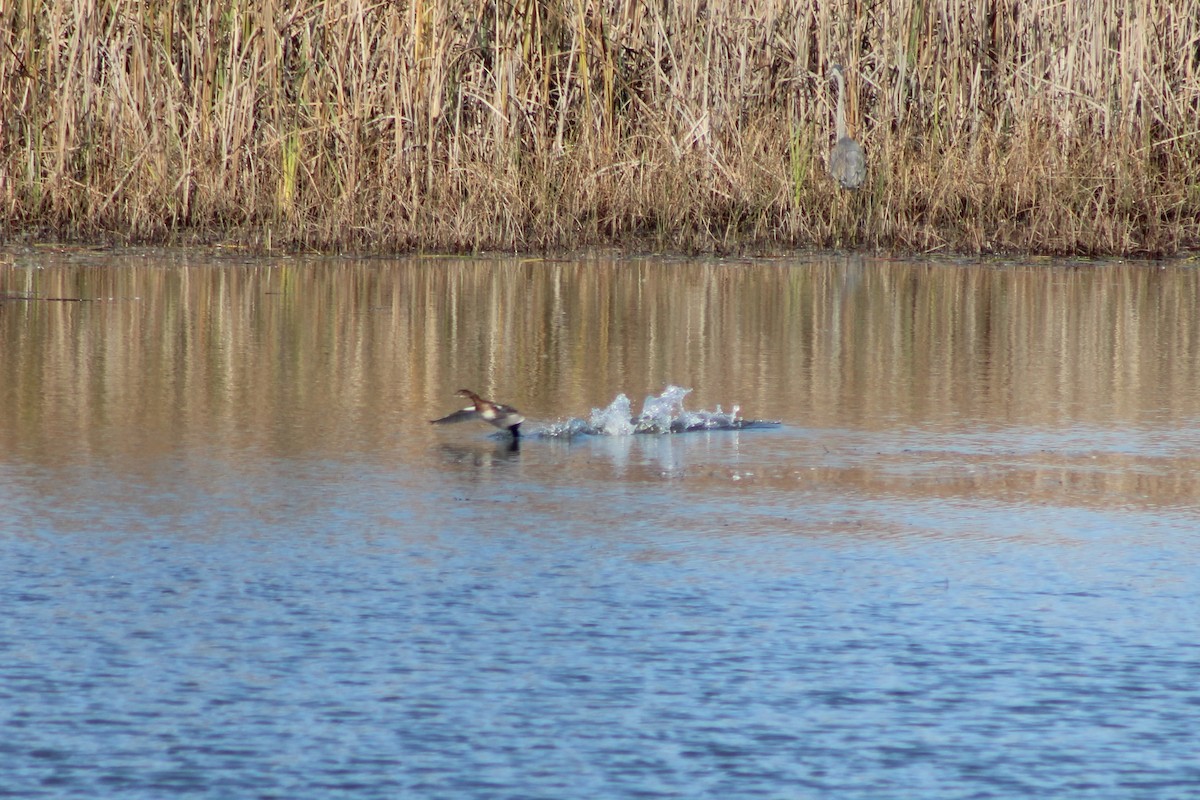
[{"left": 2, "top": 249, "right": 1199, "bottom": 513}]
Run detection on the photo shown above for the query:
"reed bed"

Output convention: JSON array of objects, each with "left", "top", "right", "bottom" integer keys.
[{"left": 2, "top": 0, "right": 1198, "bottom": 255}]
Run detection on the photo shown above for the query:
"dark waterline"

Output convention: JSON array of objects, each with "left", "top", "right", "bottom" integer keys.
[{"left": 3, "top": 251, "right": 1200, "bottom": 798}]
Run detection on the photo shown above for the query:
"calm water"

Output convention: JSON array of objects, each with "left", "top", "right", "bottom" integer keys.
[{"left": 3, "top": 249, "right": 1200, "bottom": 798}]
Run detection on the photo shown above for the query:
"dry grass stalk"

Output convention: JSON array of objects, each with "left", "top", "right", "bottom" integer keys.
[{"left": 1, "top": 0, "right": 1197, "bottom": 255}]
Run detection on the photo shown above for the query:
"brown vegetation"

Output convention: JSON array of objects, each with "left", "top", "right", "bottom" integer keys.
[{"left": 1, "top": 0, "right": 1198, "bottom": 255}]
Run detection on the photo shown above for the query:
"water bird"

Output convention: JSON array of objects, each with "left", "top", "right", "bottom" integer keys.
[
  {"left": 828, "top": 63, "right": 866, "bottom": 190},
  {"left": 431, "top": 389, "right": 525, "bottom": 437}
]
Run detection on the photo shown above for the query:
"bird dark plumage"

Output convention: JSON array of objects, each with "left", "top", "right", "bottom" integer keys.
[{"left": 431, "top": 389, "right": 525, "bottom": 437}]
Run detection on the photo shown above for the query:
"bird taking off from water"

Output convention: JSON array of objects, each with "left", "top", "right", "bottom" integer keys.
[
  {"left": 828, "top": 63, "right": 866, "bottom": 190},
  {"left": 431, "top": 389, "right": 525, "bottom": 437}
]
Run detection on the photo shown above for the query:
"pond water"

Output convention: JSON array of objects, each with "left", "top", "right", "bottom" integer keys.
[{"left": 2, "top": 249, "right": 1199, "bottom": 798}]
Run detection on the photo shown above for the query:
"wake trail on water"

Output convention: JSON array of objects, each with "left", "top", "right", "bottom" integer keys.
[{"left": 532, "top": 385, "right": 780, "bottom": 438}]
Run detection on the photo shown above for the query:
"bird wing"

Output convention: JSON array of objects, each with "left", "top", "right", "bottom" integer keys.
[{"left": 430, "top": 407, "right": 481, "bottom": 425}]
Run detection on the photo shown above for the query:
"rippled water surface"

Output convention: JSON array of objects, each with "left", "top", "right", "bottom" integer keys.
[{"left": 3, "top": 250, "right": 1200, "bottom": 798}]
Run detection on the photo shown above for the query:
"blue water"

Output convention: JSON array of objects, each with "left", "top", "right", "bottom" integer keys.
[
  {"left": 4, "top": 422, "right": 1200, "bottom": 799},
  {"left": 5, "top": 254, "right": 1200, "bottom": 798}
]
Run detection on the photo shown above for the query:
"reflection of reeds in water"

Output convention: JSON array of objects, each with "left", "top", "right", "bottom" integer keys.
[
  {"left": 4, "top": 253, "right": 1200, "bottom": 433},
  {"left": 4, "top": 253, "right": 1200, "bottom": 509},
  {"left": 1, "top": 1, "right": 1197, "bottom": 255}
]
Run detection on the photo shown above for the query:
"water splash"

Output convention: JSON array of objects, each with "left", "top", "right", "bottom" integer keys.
[{"left": 537, "top": 386, "right": 780, "bottom": 438}]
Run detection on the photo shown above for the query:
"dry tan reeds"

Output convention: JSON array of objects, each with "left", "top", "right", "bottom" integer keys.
[{"left": 1, "top": 0, "right": 1198, "bottom": 255}]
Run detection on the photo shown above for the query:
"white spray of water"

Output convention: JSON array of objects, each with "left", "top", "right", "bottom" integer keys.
[{"left": 536, "top": 385, "right": 774, "bottom": 438}]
